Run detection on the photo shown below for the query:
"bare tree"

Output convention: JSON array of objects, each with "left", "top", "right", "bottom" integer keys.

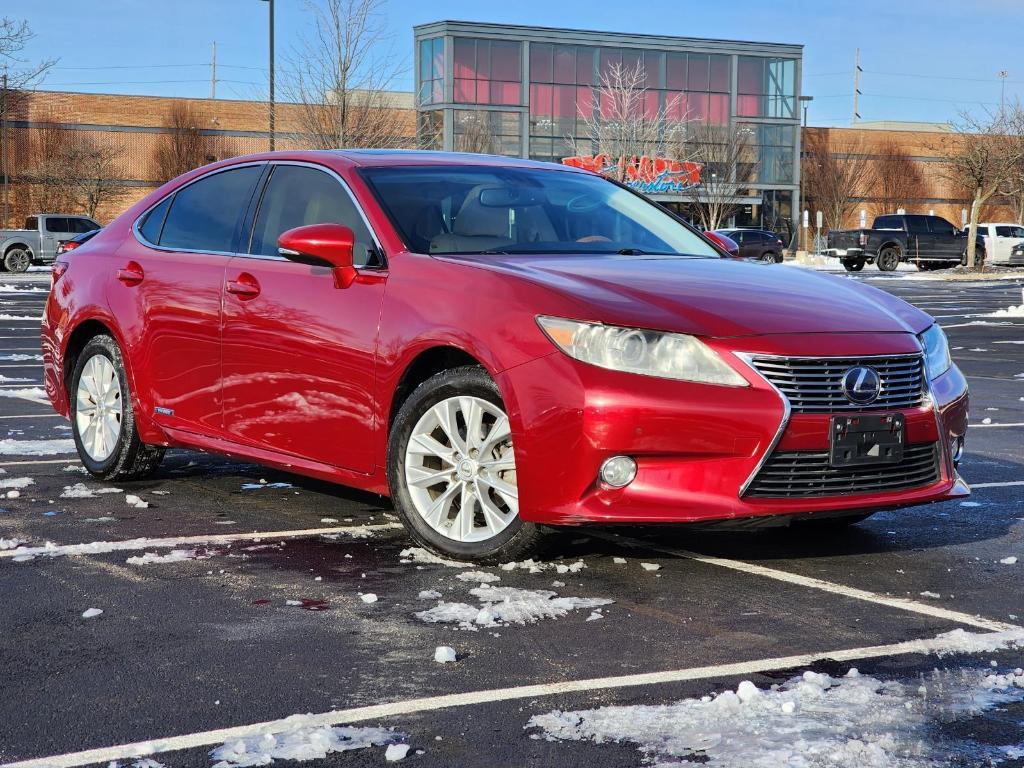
[
  {"left": 801, "top": 129, "right": 871, "bottom": 230},
  {"left": 870, "top": 138, "right": 924, "bottom": 218},
  {"left": 675, "top": 121, "right": 755, "bottom": 232},
  {"left": 570, "top": 62, "right": 684, "bottom": 182},
  {"left": 1, "top": 17, "right": 56, "bottom": 226},
  {"left": 152, "top": 102, "right": 221, "bottom": 182},
  {"left": 64, "top": 136, "right": 122, "bottom": 218},
  {"left": 933, "top": 107, "right": 1024, "bottom": 268},
  {"left": 21, "top": 123, "right": 78, "bottom": 212},
  {"left": 21, "top": 123, "right": 120, "bottom": 218},
  {"left": 284, "top": 0, "right": 411, "bottom": 149}
]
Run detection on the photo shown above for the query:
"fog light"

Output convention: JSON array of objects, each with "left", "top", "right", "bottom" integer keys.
[
  {"left": 599, "top": 456, "right": 637, "bottom": 488},
  {"left": 951, "top": 435, "right": 964, "bottom": 465}
]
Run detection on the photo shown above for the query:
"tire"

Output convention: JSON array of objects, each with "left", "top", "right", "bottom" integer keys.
[
  {"left": 760, "top": 251, "right": 777, "bottom": 263},
  {"left": 4, "top": 248, "right": 31, "bottom": 273},
  {"left": 387, "top": 365, "right": 544, "bottom": 563},
  {"left": 877, "top": 247, "right": 900, "bottom": 272},
  {"left": 961, "top": 247, "right": 986, "bottom": 268},
  {"left": 842, "top": 259, "right": 864, "bottom": 272},
  {"left": 70, "top": 335, "right": 164, "bottom": 481}
]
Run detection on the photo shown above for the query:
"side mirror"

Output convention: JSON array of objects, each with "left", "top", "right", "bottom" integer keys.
[{"left": 278, "top": 223, "right": 357, "bottom": 289}]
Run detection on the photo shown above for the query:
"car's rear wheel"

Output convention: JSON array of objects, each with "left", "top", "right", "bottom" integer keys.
[
  {"left": 841, "top": 259, "right": 864, "bottom": 272},
  {"left": 961, "top": 247, "right": 986, "bottom": 267},
  {"left": 877, "top": 247, "right": 900, "bottom": 271},
  {"left": 70, "top": 335, "right": 164, "bottom": 481},
  {"left": 4, "top": 248, "right": 31, "bottom": 273},
  {"left": 387, "top": 366, "right": 543, "bottom": 562},
  {"left": 760, "top": 251, "right": 777, "bottom": 263}
]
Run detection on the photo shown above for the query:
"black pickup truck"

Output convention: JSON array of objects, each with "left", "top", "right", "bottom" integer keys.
[{"left": 826, "top": 214, "right": 986, "bottom": 272}]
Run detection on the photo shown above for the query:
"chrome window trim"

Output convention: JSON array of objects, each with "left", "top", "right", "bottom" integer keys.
[
  {"left": 734, "top": 349, "right": 929, "bottom": 498},
  {"left": 131, "top": 160, "right": 266, "bottom": 256},
  {"left": 131, "top": 159, "right": 387, "bottom": 268}
]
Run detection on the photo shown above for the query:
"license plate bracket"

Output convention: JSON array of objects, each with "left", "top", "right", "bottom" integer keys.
[{"left": 830, "top": 413, "right": 905, "bottom": 467}]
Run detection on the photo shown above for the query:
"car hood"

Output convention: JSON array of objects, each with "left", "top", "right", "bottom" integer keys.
[{"left": 442, "top": 254, "right": 933, "bottom": 338}]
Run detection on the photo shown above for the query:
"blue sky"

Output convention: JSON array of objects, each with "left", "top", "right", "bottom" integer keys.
[{"left": 5, "top": 0, "right": 1024, "bottom": 126}]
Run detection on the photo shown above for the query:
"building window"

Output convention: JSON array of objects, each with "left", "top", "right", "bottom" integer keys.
[
  {"left": 453, "top": 110, "right": 522, "bottom": 156},
  {"left": 739, "top": 124, "right": 795, "bottom": 183},
  {"left": 737, "top": 56, "right": 796, "bottom": 118},
  {"left": 453, "top": 38, "right": 522, "bottom": 106},
  {"left": 418, "top": 37, "right": 444, "bottom": 106},
  {"left": 418, "top": 110, "right": 443, "bottom": 150}
]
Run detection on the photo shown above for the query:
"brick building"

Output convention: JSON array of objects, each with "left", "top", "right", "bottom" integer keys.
[{"left": 0, "top": 89, "right": 416, "bottom": 227}]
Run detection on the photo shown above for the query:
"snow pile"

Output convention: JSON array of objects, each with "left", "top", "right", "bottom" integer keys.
[
  {"left": 0, "top": 388, "right": 48, "bottom": 401},
  {"left": 0, "top": 537, "right": 25, "bottom": 550},
  {"left": 60, "top": 483, "right": 122, "bottom": 498},
  {"left": 384, "top": 744, "right": 410, "bottom": 762},
  {"left": 498, "top": 558, "right": 587, "bottom": 574},
  {"left": 455, "top": 570, "right": 501, "bottom": 583},
  {"left": 81, "top": 608, "right": 103, "bottom": 619},
  {"left": 434, "top": 646, "right": 457, "bottom": 664},
  {"left": 1001, "top": 556, "right": 1018, "bottom": 565},
  {"left": 126, "top": 549, "right": 213, "bottom": 566},
  {"left": 0, "top": 477, "right": 33, "bottom": 489},
  {"left": 0, "top": 438, "right": 76, "bottom": 455},
  {"left": 927, "top": 628, "right": 1024, "bottom": 656},
  {"left": 529, "top": 667, "right": 1024, "bottom": 767},
  {"left": 416, "top": 585, "right": 612, "bottom": 630},
  {"left": 125, "top": 494, "right": 149, "bottom": 508},
  {"left": 399, "top": 546, "right": 471, "bottom": 568},
  {"left": 210, "top": 721, "right": 401, "bottom": 767},
  {"left": 985, "top": 304, "right": 1024, "bottom": 318}
]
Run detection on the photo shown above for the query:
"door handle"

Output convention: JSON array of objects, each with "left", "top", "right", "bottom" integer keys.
[
  {"left": 226, "top": 273, "right": 260, "bottom": 299},
  {"left": 116, "top": 262, "right": 144, "bottom": 285}
]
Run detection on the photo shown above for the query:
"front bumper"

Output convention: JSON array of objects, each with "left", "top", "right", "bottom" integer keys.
[{"left": 498, "top": 334, "right": 969, "bottom": 526}]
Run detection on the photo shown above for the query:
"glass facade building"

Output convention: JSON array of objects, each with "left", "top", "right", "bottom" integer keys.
[{"left": 414, "top": 21, "right": 803, "bottom": 236}]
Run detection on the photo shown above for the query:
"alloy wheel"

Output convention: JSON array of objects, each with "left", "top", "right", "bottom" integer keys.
[
  {"left": 75, "top": 353, "right": 123, "bottom": 462},
  {"left": 403, "top": 395, "right": 518, "bottom": 543}
]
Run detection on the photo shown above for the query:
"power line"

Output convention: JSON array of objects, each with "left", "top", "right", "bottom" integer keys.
[{"left": 43, "top": 78, "right": 261, "bottom": 87}]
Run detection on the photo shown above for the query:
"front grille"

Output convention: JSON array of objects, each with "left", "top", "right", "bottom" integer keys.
[
  {"left": 749, "top": 354, "right": 925, "bottom": 413},
  {"left": 746, "top": 442, "right": 940, "bottom": 498}
]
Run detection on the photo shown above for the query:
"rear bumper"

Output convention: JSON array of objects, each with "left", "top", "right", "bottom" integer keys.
[{"left": 499, "top": 336, "right": 969, "bottom": 526}]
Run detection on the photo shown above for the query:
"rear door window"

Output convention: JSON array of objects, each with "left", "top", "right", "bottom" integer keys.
[
  {"left": 995, "top": 225, "right": 1024, "bottom": 237},
  {"left": 248, "top": 164, "right": 379, "bottom": 267},
  {"left": 159, "top": 165, "right": 262, "bottom": 252},
  {"left": 44, "top": 217, "right": 69, "bottom": 233},
  {"left": 874, "top": 216, "right": 900, "bottom": 230},
  {"left": 928, "top": 218, "right": 957, "bottom": 236},
  {"left": 906, "top": 216, "right": 930, "bottom": 234}
]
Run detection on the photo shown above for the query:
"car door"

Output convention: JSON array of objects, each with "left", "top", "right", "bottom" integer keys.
[
  {"left": 106, "top": 163, "right": 263, "bottom": 435},
  {"left": 905, "top": 215, "right": 934, "bottom": 260},
  {"left": 41, "top": 216, "right": 71, "bottom": 261},
  {"left": 927, "top": 217, "right": 960, "bottom": 262},
  {"left": 221, "top": 162, "right": 386, "bottom": 474},
  {"left": 994, "top": 225, "right": 1024, "bottom": 263}
]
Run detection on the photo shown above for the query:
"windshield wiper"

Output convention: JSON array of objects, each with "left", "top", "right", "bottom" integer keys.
[{"left": 616, "top": 248, "right": 675, "bottom": 255}]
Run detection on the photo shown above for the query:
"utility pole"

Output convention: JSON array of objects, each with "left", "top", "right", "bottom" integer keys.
[
  {"left": 0, "top": 71, "right": 7, "bottom": 229},
  {"left": 798, "top": 95, "right": 814, "bottom": 254},
  {"left": 998, "top": 70, "right": 1008, "bottom": 114},
  {"left": 260, "top": 0, "right": 275, "bottom": 151},
  {"left": 210, "top": 42, "right": 217, "bottom": 100},
  {"left": 852, "top": 48, "right": 862, "bottom": 125}
]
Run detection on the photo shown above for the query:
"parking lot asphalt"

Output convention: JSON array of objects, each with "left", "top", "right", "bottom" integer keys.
[{"left": 0, "top": 266, "right": 1023, "bottom": 767}]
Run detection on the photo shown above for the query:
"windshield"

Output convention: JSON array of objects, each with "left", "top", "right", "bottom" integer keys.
[{"left": 359, "top": 165, "right": 719, "bottom": 258}]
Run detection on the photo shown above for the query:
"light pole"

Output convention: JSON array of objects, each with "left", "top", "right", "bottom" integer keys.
[
  {"left": 798, "top": 95, "right": 813, "bottom": 254},
  {"left": 260, "top": 0, "right": 275, "bottom": 150}
]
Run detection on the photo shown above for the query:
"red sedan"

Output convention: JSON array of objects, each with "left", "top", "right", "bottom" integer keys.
[{"left": 41, "top": 151, "right": 970, "bottom": 562}]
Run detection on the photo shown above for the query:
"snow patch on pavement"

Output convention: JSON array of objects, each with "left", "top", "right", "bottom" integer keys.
[
  {"left": 399, "top": 546, "right": 472, "bottom": 567},
  {"left": 985, "top": 303, "right": 1024, "bottom": 318},
  {"left": 0, "top": 537, "right": 25, "bottom": 550},
  {"left": 528, "top": 667, "right": 1024, "bottom": 767},
  {"left": 498, "top": 558, "right": 587, "bottom": 574},
  {"left": 60, "top": 483, "right": 122, "bottom": 498},
  {"left": 210, "top": 720, "right": 402, "bottom": 767},
  {"left": 0, "top": 476, "right": 33, "bottom": 489},
  {"left": 416, "top": 585, "right": 612, "bottom": 630},
  {"left": 0, "top": 437, "right": 75, "bottom": 455},
  {"left": 455, "top": 570, "right": 501, "bottom": 583},
  {"left": 126, "top": 549, "right": 214, "bottom": 565}
]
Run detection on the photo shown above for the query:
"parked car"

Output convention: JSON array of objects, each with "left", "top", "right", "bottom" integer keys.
[
  {"left": 42, "top": 151, "right": 970, "bottom": 562},
  {"left": 55, "top": 228, "right": 101, "bottom": 257},
  {"left": 714, "top": 229, "right": 784, "bottom": 262},
  {"left": 0, "top": 214, "right": 100, "bottom": 272},
  {"left": 1010, "top": 242, "right": 1024, "bottom": 267},
  {"left": 826, "top": 214, "right": 985, "bottom": 272},
  {"left": 975, "top": 222, "right": 1024, "bottom": 265},
  {"left": 705, "top": 231, "right": 739, "bottom": 257}
]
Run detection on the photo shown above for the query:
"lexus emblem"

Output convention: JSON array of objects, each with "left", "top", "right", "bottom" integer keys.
[{"left": 841, "top": 366, "right": 881, "bottom": 404}]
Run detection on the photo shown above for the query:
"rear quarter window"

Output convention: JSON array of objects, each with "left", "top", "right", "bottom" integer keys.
[{"left": 138, "top": 195, "right": 173, "bottom": 245}]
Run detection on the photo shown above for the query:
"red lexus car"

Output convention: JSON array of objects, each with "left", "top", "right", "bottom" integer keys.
[{"left": 41, "top": 151, "right": 970, "bottom": 562}]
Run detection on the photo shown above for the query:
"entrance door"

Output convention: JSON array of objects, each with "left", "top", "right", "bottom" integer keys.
[{"left": 221, "top": 163, "right": 386, "bottom": 473}]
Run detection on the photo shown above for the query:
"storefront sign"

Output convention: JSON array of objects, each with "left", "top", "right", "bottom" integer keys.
[{"left": 561, "top": 155, "right": 702, "bottom": 194}]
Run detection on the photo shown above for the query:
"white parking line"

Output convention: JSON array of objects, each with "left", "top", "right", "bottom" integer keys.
[
  {"left": 971, "top": 480, "right": 1024, "bottom": 489},
  {"left": 0, "top": 524, "right": 403, "bottom": 560},
  {"left": 600, "top": 534, "right": 1018, "bottom": 632},
  {"left": 0, "top": 413, "right": 64, "bottom": 419},
  {"left": 971, "top": 422, "right": 1024, "bottom": 428},
  {"left": 0, "top": 458, "right": 73, "bottom": 466},
  {"left": 5, "top": 629, "right": 1022, "bottom": 768}
]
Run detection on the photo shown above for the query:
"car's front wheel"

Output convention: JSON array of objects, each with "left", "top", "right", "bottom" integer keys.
[
  {"left": 877, "top": 247, "right": 901, "bottom": 271},
  {"left": 70, "top": 335, "right": 164, "bottom": 481},
  {"left": 387, "top": 366, "right": 543, "bottom": 562}
]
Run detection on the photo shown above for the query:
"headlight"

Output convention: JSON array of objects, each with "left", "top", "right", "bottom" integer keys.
[
  {"left": 919, "top": 323, "right": 951, "bottom": 379},
  {"left": 536, "top": 316, "right": 748, "bottom": 386}
]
